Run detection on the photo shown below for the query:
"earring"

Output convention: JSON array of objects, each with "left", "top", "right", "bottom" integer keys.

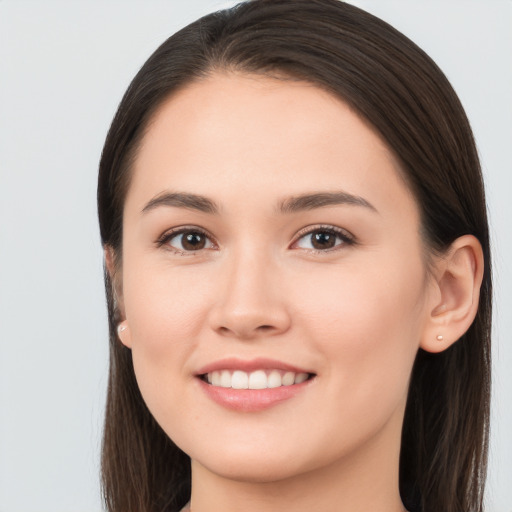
[
  {"left": 436, "top": 335, "right": 444, "bottom": 341},
  {"left": 117, "top": 323, "right": 127, "bottom": 336}
]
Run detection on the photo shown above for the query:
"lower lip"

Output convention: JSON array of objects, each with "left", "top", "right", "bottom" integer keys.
[{"left": 197, "top": 377, "right": 314, "bottom": 412}]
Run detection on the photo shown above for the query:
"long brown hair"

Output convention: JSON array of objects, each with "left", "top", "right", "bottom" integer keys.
[{"left": 97, "top": 1, "right": 492, "bottom": 511}]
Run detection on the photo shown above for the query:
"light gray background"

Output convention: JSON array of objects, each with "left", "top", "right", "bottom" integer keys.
[{"left": 0, "top": 1, "right": 510, "bottom": 511}]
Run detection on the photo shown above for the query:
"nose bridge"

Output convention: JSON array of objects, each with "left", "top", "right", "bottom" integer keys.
[{"left": 210, "top": 242, "right": 290, "bottom": 339}]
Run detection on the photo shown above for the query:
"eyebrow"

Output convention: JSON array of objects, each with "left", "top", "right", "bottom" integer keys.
[
  {"left": 142, "top": 192, "right": 219, "bottom": 215},
  {"left": 141, "top": 190, "right": 377, "bottom": 215},
  {"left": 277, "top": 191, "right": 377, "bottom": 214}
]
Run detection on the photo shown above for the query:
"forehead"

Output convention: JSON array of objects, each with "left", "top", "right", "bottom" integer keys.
[{"left": 126, "top": 72, "right": 418, "bottom": 221}]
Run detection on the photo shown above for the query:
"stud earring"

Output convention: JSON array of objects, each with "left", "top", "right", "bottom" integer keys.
[
  {"left": 117, "top": 324, "right": 127, "bottom": 336},
  {"left": 436, "top": 335, "right": 444, "bottom": 341}
]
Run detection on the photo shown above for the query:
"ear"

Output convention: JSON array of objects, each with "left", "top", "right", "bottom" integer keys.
[
  {"left": 104, "top": 246, "right": 132, "bottom": 349},
  {"left": 420, "top": 235, "right": 484, "bottom": 353}
]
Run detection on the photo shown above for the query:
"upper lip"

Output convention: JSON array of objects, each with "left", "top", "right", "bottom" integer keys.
[{"left": 195, "top": 357, "right": 314, "bottom": 376}]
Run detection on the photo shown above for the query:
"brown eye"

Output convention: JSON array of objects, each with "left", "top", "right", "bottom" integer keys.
[
  {"left": 181, "top": 232, "right": 206, "bottom": 250},
  {"left": 294, "top": 226, "right": 353, "bottom": 252},
  {"left": 163, "top": 229, "right": 214, "bottom": 253},
  {"left": 310, "top": 231, "right": 336, "bottom": 249}
]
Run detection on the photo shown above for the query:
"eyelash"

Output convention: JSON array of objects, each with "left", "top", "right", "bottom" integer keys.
[{"left": 155, "top": 224, "right": 356, "bottom": 256}]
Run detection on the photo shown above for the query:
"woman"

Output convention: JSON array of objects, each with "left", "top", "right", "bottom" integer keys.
[{"left": 97, "top": 1, "right": 491, "bottom": 511}]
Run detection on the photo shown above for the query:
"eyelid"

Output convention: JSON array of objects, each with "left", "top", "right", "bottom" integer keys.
[
  {"left": 290, "top": 224, "right": 356, "bottom": 252},
  {"left": 155, "top": 223, "right": 356, "bottom": 255},
  {"left": 155, "top": 225, "right": 217, "bottom": 255}
]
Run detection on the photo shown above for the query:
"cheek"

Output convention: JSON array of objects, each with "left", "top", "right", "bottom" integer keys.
[
  {"left": 123, "top": 262, "right": 214, "bottom": 347},
  {"left": 296, "top": 249, "right": 426, "bottom": 333},
  {"left": 120, "top": 262, "right": 220, "bottom": 436},
  {"left": 281, "top": 257, "right": 427, "bottom": 456},
  {"left": 292, "top": 255, "right": 426, "bottom": 391},
  {"left": 121, "top": 262, "right": 217, "bottom": 406}
]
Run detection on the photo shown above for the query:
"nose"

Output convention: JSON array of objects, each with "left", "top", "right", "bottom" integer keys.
[{"left": 208, "top": 248, "right": 291, "bottom": 340}]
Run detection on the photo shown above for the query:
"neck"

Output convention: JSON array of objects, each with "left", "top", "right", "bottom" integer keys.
[{"left": 189, "top": 407, "right": 407, "bottom": 512}]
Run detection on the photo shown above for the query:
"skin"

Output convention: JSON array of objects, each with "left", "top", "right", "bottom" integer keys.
[{"left": 110, "top": 72, "right": 484, "bottom": 512}]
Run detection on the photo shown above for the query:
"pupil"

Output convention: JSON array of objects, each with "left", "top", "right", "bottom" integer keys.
[
  {"left": 182, "top": 232, "right": 205, "bottom": 250},
  {"left": 312, "top": 231, "right": 335, "bottom": 249}
]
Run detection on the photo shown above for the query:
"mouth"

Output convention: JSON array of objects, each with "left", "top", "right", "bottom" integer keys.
[
  {"left": 195, "top": 358, "right": 316, "bottom": 412},
  {"left": 199, "top": 369, "right": 315, "bottom": 389},
  {"left": 199, "top": 369, "right": 314, "bottom": 389}
]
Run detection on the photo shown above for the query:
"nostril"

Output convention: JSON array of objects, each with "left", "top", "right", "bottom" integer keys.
[{"left": 216, "top": 324, "right": 277, "bottom": 338}]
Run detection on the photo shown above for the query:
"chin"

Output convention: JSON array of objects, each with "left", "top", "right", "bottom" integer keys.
[
  {"left": 197, "top": 454, "right": 308, "bottom": 484},
  {"left": 185, "top": 432, "right": 334, "bottom": 485}
]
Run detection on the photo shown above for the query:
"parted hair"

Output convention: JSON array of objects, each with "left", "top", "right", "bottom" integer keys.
[{"left": 97, "top": 1, "right": 492, "bottom": 511}]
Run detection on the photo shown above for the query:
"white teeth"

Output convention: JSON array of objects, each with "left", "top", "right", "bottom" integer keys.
[
  {"left": 282, "top": 372, "right": 295, "bottom": 386},
  {"left": 248, "top": 370, "right": 267, "bottom": 389},
  {"left": 294, "top": 372, "right": 309, "bottom": 384},
  {"left": 204, "top": 369, "right": 311, "bottom": 389},
  {"left": 267, "top": 370, "right": 282, "bottom": 388},
  {"left": 220, "top": 370, "right": 231, "bottom": 388},
  {"left": 211, "top": 371, "right": 221, "bottom": 386},
  {"left": 231, "top": 370, "right": 249, "bottom": 389}
]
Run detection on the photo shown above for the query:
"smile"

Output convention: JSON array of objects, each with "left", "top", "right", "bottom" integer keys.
[
  {"left": 196, "top": 358, "right": 316, "bottom": 412},
  {"left": 201, "top": 369, "right": 311, "bottom": 389}
]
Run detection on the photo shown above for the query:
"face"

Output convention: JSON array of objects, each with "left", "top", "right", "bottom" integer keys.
[{"left": 117, "top": 72, "right": 435, "bottom": 483}]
